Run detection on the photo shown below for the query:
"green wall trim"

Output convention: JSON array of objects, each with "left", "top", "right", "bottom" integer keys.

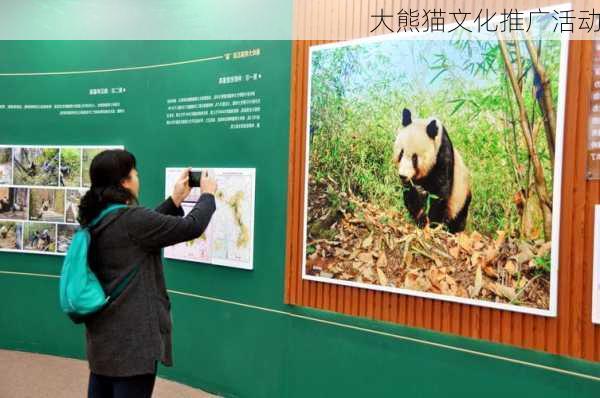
[{"left": 1, "top": 271, "right": 599, "bottom": 398}]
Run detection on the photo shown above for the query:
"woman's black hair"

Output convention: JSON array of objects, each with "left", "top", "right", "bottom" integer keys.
[{"left": 78, "top": 149, "right": 137, "bottom": 226}]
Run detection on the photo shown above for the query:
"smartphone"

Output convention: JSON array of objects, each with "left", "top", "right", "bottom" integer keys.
[{"left": 189, "top": 169, "right": 202, "bottom": 188}]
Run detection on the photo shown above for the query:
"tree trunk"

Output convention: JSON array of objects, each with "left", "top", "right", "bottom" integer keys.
[{"left": 497, "top": 33, "right": 553, "bottom": 241}]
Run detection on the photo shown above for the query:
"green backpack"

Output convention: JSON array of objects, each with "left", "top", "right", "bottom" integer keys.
[{"left": 59, "top": 204, "right": 138, "bottom": 324}]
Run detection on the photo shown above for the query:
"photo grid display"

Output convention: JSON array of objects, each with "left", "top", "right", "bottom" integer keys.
[{"left": 0, "top": 145, "right": 120, "bottom": 256}]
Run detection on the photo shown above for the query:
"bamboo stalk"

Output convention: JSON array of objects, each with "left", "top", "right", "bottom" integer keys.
[
  {"left": 523, "top": 31, "right": 556, "bottom": 168},
  {"left": 497, "top": 32, "right": 553, "bottom": 241}
]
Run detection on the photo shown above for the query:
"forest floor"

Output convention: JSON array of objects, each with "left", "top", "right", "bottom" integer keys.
[
  {"left": 0, "top": 231, "right": 18, "bottom": 250},
  {"left": 57, "top": 230, "right": 75, "bottom": 253},
  {"left": 23, "top": 240, "right": 56, "bottom": 252},
  {"left": 33, "top": 210, "right": 65, "bottom": 223},
  {"left": 0, "top": 210, "right": 27, "bottom": 220},
  {"left": 305, "top": 179, "right": 551, "bottom": 310},
  {"left": 13, "top": 169, "right": 59, "bottom": 187}
]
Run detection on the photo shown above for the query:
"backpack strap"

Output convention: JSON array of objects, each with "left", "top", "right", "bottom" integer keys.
[
  {"left": 88, "top": 204, "right": 128, "bottom": 228},
  {"left": 88, "top": 203, "right": 134, "bottom": 305},
  {"left": 68, "top": 264, "right": 140, "bottom": 324},
  {"left": 106, "top": 264, "right": 140, "bottom": 304}
]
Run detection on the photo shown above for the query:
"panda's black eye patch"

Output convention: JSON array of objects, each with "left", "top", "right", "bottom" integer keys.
[
  {"left": 398, "top": 149, "right": 404, "bottom": 162},
  {"left": 412, "top": 154, "right": 418, "bottom": 169}
]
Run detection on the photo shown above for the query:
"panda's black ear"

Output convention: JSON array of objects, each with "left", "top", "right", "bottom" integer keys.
[
  {"left": 402, "top": 108, "right": 412, "bottom": 127},
  {"left": 426, "top": 120, "right": 439, "bottom": 139}
]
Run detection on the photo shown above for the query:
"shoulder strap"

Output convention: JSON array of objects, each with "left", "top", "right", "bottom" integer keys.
[
  {"left": 88, "top": 204, "right": 128, "bottom": 228},
  {"left": 106, "top": 264, "right": 140, "bottom": 304},
  {"left": 87, "top": 203, "right": 136, "bottom": 307}
]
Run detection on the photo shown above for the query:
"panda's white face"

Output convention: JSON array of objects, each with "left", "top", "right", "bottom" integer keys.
[{"left": 393, "top": 109, "right": 442, "bottom": 182}]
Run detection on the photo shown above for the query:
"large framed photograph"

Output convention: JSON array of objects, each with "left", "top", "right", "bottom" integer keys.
[{"left": 302, "top": 7, "right": 569, "bottom": 316}]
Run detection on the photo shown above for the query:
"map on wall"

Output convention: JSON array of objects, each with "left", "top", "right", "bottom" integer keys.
[
  {"left": 0, "top": 144, "right": 122, "bottom": 256},
  {"left": 164, "top": 167, "right": 255, "bottom": 270}
]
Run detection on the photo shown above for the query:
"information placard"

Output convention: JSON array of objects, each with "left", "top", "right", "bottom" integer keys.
[
  {"left": 586, "top": 39, "right": 600, "bottom": 179},
  {"left": 593, "top": 205, "right": 600, "bottom": 324}
]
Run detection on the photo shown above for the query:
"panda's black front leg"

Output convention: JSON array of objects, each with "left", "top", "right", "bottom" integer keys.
[
  {"left": 427, "top": 197, "right": 448, "bottom": 228},
  {"left": 403, "top": 184, "right": 428, "bottom": 227}
]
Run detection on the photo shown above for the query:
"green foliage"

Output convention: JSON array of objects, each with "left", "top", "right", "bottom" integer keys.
[
  {"left": 13, "top": 148, "right": 59, "bottom": 186},
  {"left": 310, "top": 119, "right": 404, "bottom": 211},
  {"left": 0, "top": 148, "right": 11, "bottom": 164},
  {"left": 534, "top": 254, "right": 552, "bottom": 274},
  {"left": 309, "top": 37, "right": 561, "bottom": 237},
  {"left": 82, "top": 148, "right": 104, "bottom": 187},
  {"left": 60, "top": 148, "right": 81, "bottom": 187}
]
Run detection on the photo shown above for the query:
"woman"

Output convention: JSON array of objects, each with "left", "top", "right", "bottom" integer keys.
[{"left": 78, "top": 149, "right": 217, "bottom": 397}]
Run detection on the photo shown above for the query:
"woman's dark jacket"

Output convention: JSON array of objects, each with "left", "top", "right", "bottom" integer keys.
[{"left": 84, "top": 194, "right": 216, "bottom": 377}]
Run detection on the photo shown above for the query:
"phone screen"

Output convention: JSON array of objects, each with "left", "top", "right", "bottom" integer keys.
[{"left": 189, "top": 170, "right": 202, "bottom": 188}]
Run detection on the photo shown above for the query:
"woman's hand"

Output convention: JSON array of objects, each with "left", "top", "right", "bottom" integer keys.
[
  {"left": 201, "top": 170, "right": 217, "bottom": 195},
  {"left": 171, "top": 168, "right": 191, "bottom": 207}
]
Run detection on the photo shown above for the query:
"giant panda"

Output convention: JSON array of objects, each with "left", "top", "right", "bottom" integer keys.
[{"left": 392, "top": 108, "right": 471, "bottom": 233}]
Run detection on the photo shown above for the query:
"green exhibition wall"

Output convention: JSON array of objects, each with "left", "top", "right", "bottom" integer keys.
[{"left": 1, "top": 41, "right": 599, "bottom": 398}]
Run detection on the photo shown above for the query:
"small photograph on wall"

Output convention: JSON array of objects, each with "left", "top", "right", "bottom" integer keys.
[
  {"left": 65, "top": 189, "right": 86, "bottom": 224},
  {"left": 0, "top": 147, "right": 12, "bottom": 185},
  {"left": 302, "top": 8, "right": 568, "bottom": 316},
  {"left": 0, "top": 221, "right": 23, "bottom": 251},
  {"left": 13, "top": 146, "right": 60, "bottom": 187},
  {"left": 29, "top": 188, "right": 65, "bottom": 223},
  {"left": 0, "top": 187, "right": 29, "bottom": 220},
  {"left": 57, "top": 224, "right": 78, "bottom": 254},
  {"left": 82, "top": 148, "right": 107, "bottom": 188},
  {"left": 23, "top": 222, "right": 56, "bottom": 253},
  {"left": 59, "top": 147, "right": 82, "bottom": 187}
]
